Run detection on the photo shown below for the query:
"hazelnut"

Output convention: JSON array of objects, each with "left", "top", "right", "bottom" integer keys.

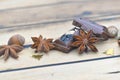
[
  {"left": 8, "top": 34, "right": 25, "bottom": 46},
  {"left": 107, "top": 26, "right": 118, "bottom": 38}
]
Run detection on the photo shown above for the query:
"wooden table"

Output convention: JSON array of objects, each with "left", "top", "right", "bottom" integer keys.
[{"left": 0, "top": 0, "right": 120, "bottom": 80}]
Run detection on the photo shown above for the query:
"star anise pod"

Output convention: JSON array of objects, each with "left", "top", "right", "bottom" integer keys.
[
  {"left": 72, "top": 30, "right": 98, "bottom": 54},
  {"left": 0, "top": 44, "right": 23, "bottom": 61},
  {"left": 118, "top": 38, "right": 120, "bottom": 46},
  {"left": 31, "top": 35, "right": 55, "bottom": 53}
]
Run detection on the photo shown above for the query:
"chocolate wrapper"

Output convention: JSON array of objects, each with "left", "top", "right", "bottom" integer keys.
[
  {"left": 72, "top": 17, "right": 110, "bottom": 40},
  {"left": 53, "top": 27, "right": 81, "bottom": 53}
]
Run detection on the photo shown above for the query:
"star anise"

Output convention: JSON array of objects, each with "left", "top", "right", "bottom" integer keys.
[
  {"left": 72, "top": 30, "right": 98, "bottom": 54},
  {"left": 0, "top": 44, "right": 23, "bottom": 61},
  {"left": 31, "top": 35, "right": 55, "bottom": 53},
  {"left": 118, "top": 38, "right": 120, "bottom": 46}
]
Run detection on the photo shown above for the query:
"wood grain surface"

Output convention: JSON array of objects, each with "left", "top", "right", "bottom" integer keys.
[{"left": 0, "top": 0, "right": 120, "bottom": 80}]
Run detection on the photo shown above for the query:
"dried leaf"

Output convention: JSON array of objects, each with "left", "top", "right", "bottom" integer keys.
[
  {"left": 103, "top": 48, "right": 114, "bottom": 55},
  {"left": 32, "top": 54, "right": 43, "bottom": 60}
]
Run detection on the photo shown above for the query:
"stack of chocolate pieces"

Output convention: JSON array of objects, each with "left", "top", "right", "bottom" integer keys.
[{"left": 53, "top": 17, "right": 112, "bottom": 53}]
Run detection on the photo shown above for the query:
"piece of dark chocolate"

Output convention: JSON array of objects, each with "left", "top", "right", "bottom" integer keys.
[
  {"left": 72, "top": 17, "right": 111, "bottom": 40},
  {"left": 53, "top": 27, "right": 81, "bottom": 53}
]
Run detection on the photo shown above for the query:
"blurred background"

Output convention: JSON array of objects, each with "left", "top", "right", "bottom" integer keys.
[{"left": 0, "top": 0, "right": 120, "bottom": 32}]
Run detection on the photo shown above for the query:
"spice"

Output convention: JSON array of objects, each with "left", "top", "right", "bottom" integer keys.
[
  {"left": 118, "top": 38, "right": 120, "bottom": 46},
  {"left": 31, "top": 35, "right": 54, "bottom": 53},
  {"left": 117, "top": 28, "right": 120, "bottom": 45},
  {"left": 107, "top": 26, "right": 118, "bottom": 38},
  {"left": 72, "top": 30, "right": 98, "bottom": 54},
  {"left": 0, "top": 44, "right": 23, "bottom": 61},
  {"left": 8, "top": 34, "right": 25, "bottom": 46}
]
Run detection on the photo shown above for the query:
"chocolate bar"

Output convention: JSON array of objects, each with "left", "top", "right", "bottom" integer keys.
[
  {"left": 53, "top": 27, "right": 81, "bottom": 53},
  {"left": 72, "top": 17, "right": 110, "bottom": 40},
  {"left": 53, "top": 17, "right": 111, "bottom": 53}
]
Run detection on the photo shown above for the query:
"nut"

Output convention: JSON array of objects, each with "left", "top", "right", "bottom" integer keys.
[
  {"left": 8, "top": 34, "right": 25, "bottom": 46},
  {"left": 108, "top": 26, "right": 118, "bottom": 38}
]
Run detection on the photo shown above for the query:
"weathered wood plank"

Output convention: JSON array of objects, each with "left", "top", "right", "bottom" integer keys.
[
  {"left": 0, "top": 0, "right": 120, "bottom": 80},
  {"left": 0, "top": 58, "right": 120, "bottom": 80},
  {"left": 0, "top": 0, "right": 120, "bottom": 29}
]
